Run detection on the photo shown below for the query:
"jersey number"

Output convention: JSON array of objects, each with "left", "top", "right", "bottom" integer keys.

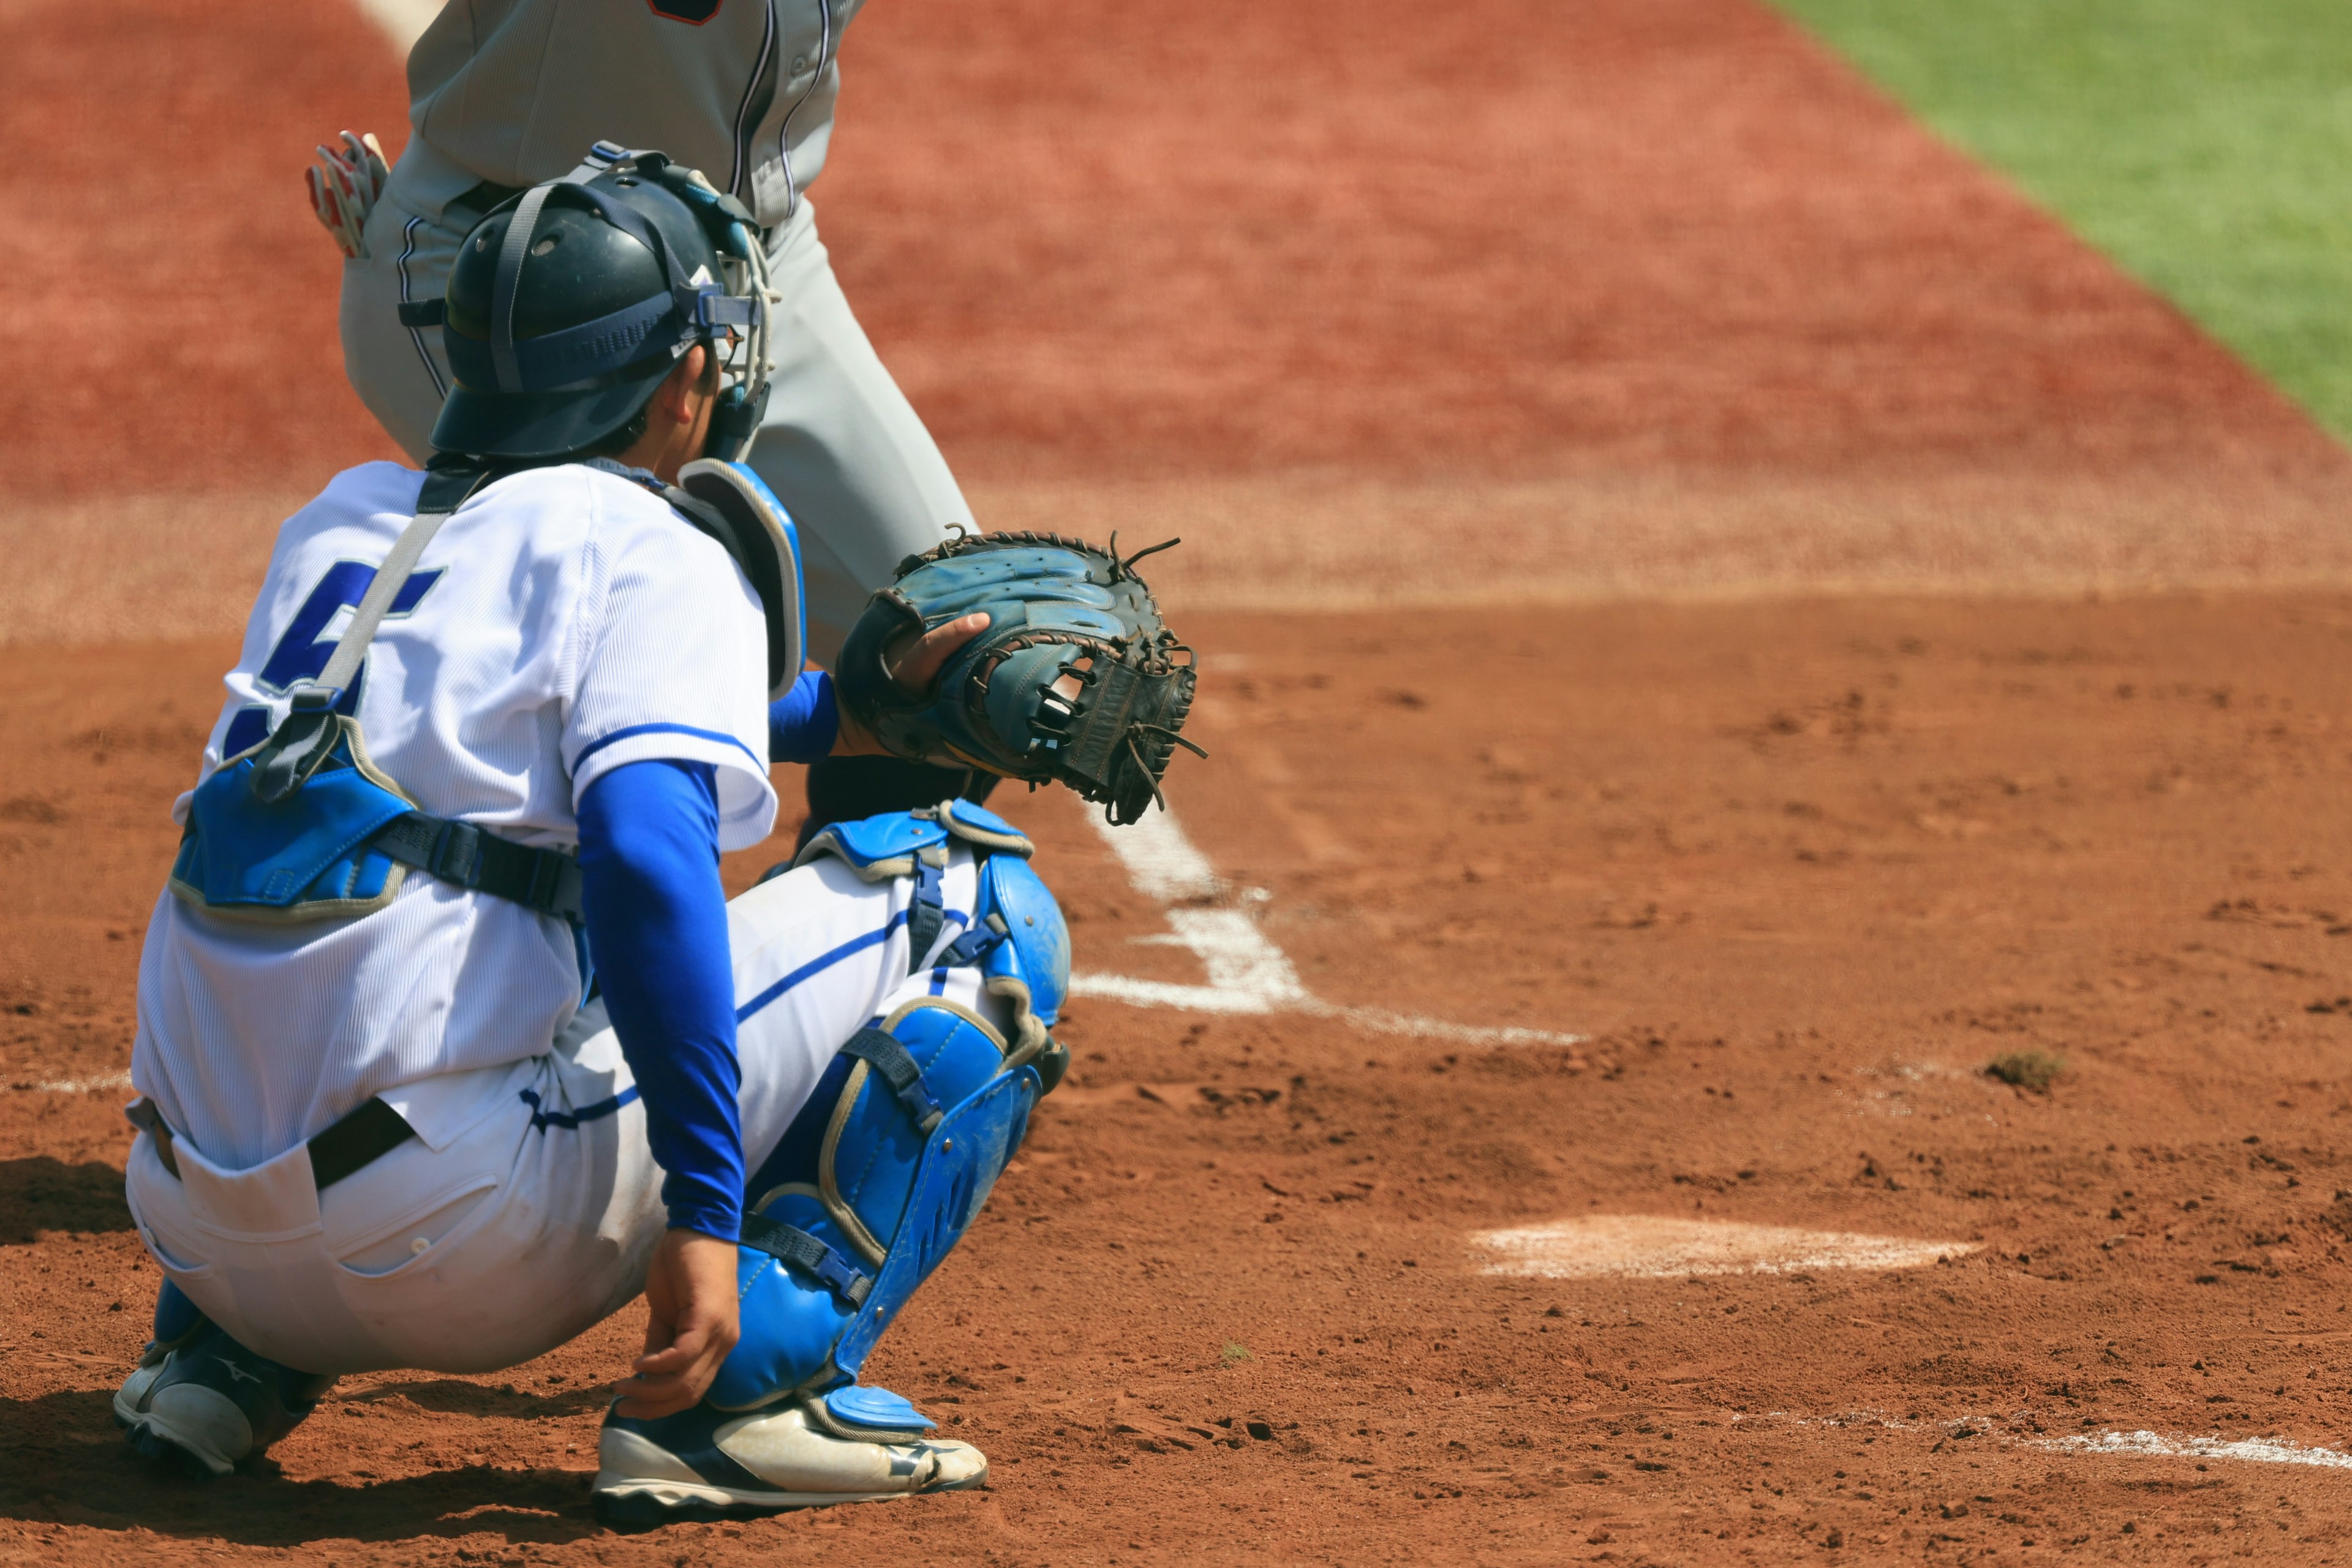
[{"left": 221, "top": 562, "right": 444, "bottom": 758}]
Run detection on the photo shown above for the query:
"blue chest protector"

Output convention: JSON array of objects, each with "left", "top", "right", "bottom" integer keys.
[
  {"left": 706, "top": 800, "right": 1071, "bottom": 1422},
  {"left": 169, "top": 462, "right": 586, "bottom": 926}
]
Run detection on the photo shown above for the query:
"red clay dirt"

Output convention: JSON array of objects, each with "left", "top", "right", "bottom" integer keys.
[
  {"left": 10, "top": 0, "right": 2352, "bottom": 641},
  {"left": 12, "top": 0, "right": 2335, "bottom": 499},
  {"left": 9, "top": 0, "right": 2352, "bottom": 1563},
  {"left": 15, "top": 600, "right": 2352, "bottom": 1565}
]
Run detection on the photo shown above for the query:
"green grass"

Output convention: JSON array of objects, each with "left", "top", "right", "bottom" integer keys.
[{"left": 1766, "top": 0, "right": 2352, "bottom": 440}]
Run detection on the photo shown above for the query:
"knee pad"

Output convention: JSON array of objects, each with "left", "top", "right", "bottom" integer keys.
[
  {"left": 710, "top": 997, "right": 1041, "bottom": 1411},
  {"left": 795, "top": 800, "right": 1071, "bottom": 1089}
]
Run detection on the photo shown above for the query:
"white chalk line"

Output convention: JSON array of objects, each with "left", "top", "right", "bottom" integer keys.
[
  {"left": 1738, "top": 1409, "right": 2352, "bottom": 1477},
  {"left": 350, "top": 0, "right": 440, "bottom": 55},
  {"left": 1470, "top": 1216, "right": 1978, "bottom": 1280},
  {"left": 7, "top": 1070, "right": 131, "bottom": 1096},
  {"left": 1070, "top": 807, "right": 1583, "bottom": 1047},
  {"left": 2032, "top": 1430, "right": 2352, "bottom": 1471}
]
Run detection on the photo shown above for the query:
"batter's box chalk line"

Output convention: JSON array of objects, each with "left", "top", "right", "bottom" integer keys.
[
  {"left": 353, "top": 0, "right": 443, "bottom": 53},
  {"left": 1469, "top": 1215, "right": 1980, "bottom": 1280},
  {"left": 1067, "top": 806, "right": 1583, "bottom": 1048},
  {"left": 7, "top": 1070, "right": 131, "bottom": 1096},
  {"left": 1736, "top": 1410, "right": 2352, "bottom": 1476},
  {"left": 2028, "top": 1430, "right": 2352, "bottom": 1471}
]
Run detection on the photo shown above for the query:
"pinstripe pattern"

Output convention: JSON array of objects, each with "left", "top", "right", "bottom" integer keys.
[
  {"left": 575, "top": 720, "right": 765, "bottom": 773},
  {"left": 728, "top": 1, "right": 780, "bottom": 202},
  {"left": 772, "top": 0, "right": 832, "bottom": 223},
  {"left": 402, "top": 0, "right": 858, "bottom": 231},
  {"left": 397, "top": 215, "right": 448, "bottom": 399}
]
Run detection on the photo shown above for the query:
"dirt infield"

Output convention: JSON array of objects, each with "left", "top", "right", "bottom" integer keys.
[
  {"left": 10, "top": 0, "right": 2352, "bottom": 642},
  {"left": 9, "top": 0, "right": 2352, "bottom": 1561},
  {"left": 15, "top": 597, "right": 2352, "bottom": 1562}
]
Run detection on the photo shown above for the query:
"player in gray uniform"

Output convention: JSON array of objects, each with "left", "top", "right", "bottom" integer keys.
[{"left": 317, "top": 0, "right": 976, "bottom": 827}]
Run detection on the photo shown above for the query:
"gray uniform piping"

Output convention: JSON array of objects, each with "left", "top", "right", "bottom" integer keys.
[
  {"left": 772, "top": 0, "right": 833, "bottom": 223},
  {"left": 729, "top": 0, "right": 781, "bottom": 202},
  {"left": 398, "top": 215, "right": 448, "bottom": 399}
]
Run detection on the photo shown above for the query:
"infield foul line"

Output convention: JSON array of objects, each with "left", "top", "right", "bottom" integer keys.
[{"left": 1069, "top": 805, "right": 1583, "bottom": 1048}]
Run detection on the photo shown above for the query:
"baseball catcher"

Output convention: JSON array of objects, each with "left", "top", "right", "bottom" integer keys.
[{"left": 112, "top": 145, "right": 1196, "bottom": 1523}]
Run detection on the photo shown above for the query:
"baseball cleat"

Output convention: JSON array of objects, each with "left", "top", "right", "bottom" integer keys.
[
  {"left": 118, "top": 1323, "right": 333, "bottom": 1479},
  {"left": 593, "top": 1388, "right": 987, "bottom": 1526},
  {"left": 114, "top": 1282, "right": 211, "bottom": 1429},
  {"left": 111, "top": 1337, "right": 183, "bottom": 1431}
]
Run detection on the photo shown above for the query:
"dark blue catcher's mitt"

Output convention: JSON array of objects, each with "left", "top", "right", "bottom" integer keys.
[{"left": 835, "top": 531, "right": 1204, "bottom": 824}]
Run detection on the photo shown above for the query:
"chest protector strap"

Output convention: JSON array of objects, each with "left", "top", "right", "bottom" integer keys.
[{"left": 170, "top": 462, "right": 586, "bottom": 925}]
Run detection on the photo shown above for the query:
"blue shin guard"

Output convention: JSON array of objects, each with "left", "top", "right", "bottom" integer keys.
[
  {"left": 711, "top": 1000, "right": 1041, "bottom": 1411},
  {"left": 710, "top": 803, "right": 1069, "bottom": 1413}
]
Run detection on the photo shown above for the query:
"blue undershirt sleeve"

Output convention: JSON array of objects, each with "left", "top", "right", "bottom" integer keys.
[
  {"left": 767, "top": 669, "right": 838, "bottom": 764},
  {"left": 576, "top": 758, "right": 742, "bottom": 1242}
]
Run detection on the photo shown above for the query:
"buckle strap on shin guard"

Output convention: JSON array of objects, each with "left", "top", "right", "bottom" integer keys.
[
  {"left": 841, "top": 1027, "right": 945, "bottom": 1133},
  {"left": 740, "top": 1213, "right": 872, "bottom": 1307},
  {"left": 936, "top": 912, "right": 1010, "bottom": 969}
]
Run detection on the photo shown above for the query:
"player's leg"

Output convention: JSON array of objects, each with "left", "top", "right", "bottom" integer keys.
[
  {"left": 110, "top": 1277, "right": 204, "bottom": 1427},
  {"left": 754, "top": 200, "right": 976, "bottom": 665},
  {"left": 590, "top": 810, "right": 1070, "bottom": 1521},
  {"left": 750, "top": 202, "right": 992, "bottom": 837},
  {"left": 338, "top": 191, "right": 464, "bottom": 465}
]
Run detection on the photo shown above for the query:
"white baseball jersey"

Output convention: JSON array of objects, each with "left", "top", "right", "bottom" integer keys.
[
  {"left": 132, "top": 460, "right": 775, "bottom": 1171},
  {"left": 399, "top": 0, "right": 864, "bottom": 230}
]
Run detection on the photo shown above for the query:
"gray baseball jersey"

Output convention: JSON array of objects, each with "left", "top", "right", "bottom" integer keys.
[{"left": 401, "top": 0, "right": 863, "bottom": 229}]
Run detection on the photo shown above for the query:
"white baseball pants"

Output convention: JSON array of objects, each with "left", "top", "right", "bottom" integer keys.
[{"left": 123, "top": 850, "right": 1006, "bottom": 1378}]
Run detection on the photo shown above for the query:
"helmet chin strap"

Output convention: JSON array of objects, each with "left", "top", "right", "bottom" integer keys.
[{"left": 706, "top": 379, "right": 772, "bottom": 464}]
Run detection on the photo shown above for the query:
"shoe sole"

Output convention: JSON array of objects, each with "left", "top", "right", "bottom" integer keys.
[
  {"left": 592, "top": 1466, "right": 989, "bottom": 1529},
  {"left": 124, "top": 1415, "right": 236, "bottom": 1479}
]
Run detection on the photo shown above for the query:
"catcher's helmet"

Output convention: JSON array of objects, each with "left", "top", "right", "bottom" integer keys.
[{"left": 420, "top": 145, "right": 772, "bottom": 461}]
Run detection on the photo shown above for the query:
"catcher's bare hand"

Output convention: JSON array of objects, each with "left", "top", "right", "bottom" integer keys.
[
  {"left": 831, "top": 611, "right": 990, "bottom": 756},
  {"left": 614, "top": 1228, "right": 741, "bottom": 1418}
]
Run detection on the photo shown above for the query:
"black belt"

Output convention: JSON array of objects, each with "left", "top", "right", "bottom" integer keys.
[{"left": 131, "top": 1097, "right": 417, "bottom": 1193}]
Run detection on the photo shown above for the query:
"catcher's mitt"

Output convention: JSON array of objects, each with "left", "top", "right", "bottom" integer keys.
[{"left": 836, "top": 530, "right": 1204, "bottom": 824}]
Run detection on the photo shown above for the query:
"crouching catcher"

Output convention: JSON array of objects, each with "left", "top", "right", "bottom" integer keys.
[{"left": 109, "top": 146, "right": 1195, "bottom": 1523}]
